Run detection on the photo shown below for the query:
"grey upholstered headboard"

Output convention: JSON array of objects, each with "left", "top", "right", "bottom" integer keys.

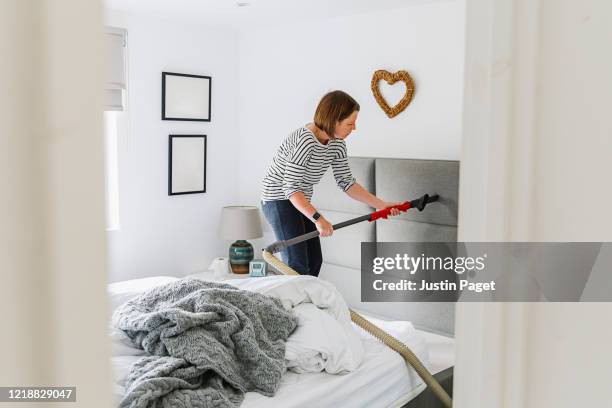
[{"left": 311, "top": 157, "right": 459, "bottom": 336}]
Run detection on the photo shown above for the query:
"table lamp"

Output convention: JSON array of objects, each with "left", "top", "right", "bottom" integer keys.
[{"left": 219, "top": 206, "right": 263, "bottom": 274}]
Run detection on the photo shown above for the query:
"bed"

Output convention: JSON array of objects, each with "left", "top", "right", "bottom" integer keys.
[{"left": 108, "top": 157, "right": 459, "bottom": 407}]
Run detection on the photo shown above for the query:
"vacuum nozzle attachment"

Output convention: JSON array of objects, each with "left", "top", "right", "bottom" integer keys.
[{"left": 411, "top": 193, "right": 439, "bottom": 211}]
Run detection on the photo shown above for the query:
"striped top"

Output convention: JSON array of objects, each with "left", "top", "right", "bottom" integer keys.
[{"left": 261, "top": 126, "right": 356, "bottom": 202}]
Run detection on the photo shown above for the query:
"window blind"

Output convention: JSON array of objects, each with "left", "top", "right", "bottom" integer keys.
[{"left": 105, "top": 27, "right": 126, "bottom": 111}]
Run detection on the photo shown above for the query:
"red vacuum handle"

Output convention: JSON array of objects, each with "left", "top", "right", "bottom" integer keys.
[
  {"left": 369, "top": 202, "right": 411, "bottom": 221},
  {"left": 368, "top": 193, "right": 440, "bottom": 222}
]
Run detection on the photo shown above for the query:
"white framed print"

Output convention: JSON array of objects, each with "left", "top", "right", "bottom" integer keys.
[
  {"left": 162, "top": 72, "right": 211, "bottom": 121},
  {"left": 168, "top": 135, "right": 206, "bottom": 195}
]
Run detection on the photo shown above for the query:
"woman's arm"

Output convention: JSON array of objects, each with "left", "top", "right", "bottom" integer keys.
[
  {"left": 329, "top": 145, "right": 399, "bottom": 214},
  {"left": 288, "top": 191, "right": 317, "bottom": 219},
  {"left": 288, "top": 192, "right": 334, "bottom": 236},
  {"left": 346, "top": 182, "right": 401, "bottom": 215}
]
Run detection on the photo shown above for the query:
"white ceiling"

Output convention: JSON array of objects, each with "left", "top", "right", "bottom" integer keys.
[{"left": 104, "top": 0, "right": 444, "bottom": 31}]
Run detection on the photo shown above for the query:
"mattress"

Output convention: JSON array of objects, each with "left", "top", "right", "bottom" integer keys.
[{"left": 108, "top": 276, "right": 455, "bottom": 408}]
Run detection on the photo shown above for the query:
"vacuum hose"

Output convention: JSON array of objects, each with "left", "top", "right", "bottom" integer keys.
[{"left": 261, "top": 194, "right": 452, "bottom": 407}]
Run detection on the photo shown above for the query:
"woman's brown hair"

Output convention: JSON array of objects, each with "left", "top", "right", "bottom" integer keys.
[{"left": 313, "top": 90, "right": 360, "bottom": 139}]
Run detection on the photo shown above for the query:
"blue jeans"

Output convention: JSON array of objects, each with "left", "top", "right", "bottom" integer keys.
[{"left": 261, "top": 200, "right": 322, "bottom": 277}]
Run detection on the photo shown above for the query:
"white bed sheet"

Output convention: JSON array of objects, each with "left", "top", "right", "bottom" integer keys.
[
  {"left": 353, "top": 309, "right": 456, "bottom": 376},
  {"left": 419, "top": 330, "right": 455, "bottom": 376},
  {"left": 108, "top": 276, "right": 455, "bottom": 408}
]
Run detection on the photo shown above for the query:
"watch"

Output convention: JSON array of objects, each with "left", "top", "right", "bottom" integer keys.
[{"left": 312, "top": 211, "right": 321, "bottom": 222}]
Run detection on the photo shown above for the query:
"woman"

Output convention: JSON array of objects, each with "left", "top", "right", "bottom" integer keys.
[{"left": 261, "top": 90, "right": 401, "bottom": 277}]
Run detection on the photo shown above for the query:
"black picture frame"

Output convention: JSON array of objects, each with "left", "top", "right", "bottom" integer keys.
[
  {"left": 168, "top": 135, "right": 207, "bottom": 196},
  {"left": 162, "top": 72, "right": 212, "bottom": 121}
]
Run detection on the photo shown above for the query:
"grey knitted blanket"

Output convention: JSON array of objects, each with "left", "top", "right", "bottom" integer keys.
[{"left": 112, "top": 278, "right": 298, "bottom": 408}]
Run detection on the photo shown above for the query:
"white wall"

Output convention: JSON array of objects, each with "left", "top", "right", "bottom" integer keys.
[
  {"left": 238, "top": 0, "right": 465, "bottom": 210},
  {"left": 105, "top": 2, "right": 465, "bottom": 276},
  {"left": 105, "top": 11, "right": 241, "bottom": 282}
]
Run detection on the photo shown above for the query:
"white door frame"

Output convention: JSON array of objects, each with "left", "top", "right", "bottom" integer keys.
[{"left": 454, "top": 0, "right": 540, "bottom": 406}]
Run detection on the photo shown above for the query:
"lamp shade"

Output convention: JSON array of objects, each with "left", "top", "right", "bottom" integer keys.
[{"left": 218, "top": 206, "right": 263, "bottom": 241}]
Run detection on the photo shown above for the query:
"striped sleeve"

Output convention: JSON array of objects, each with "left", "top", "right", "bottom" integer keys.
[
  {"left": 331, "top": 140, "right": 356, "bottom": 192},
  {"left": 282, "top": 135, "right": 316, "bottom": 198}
]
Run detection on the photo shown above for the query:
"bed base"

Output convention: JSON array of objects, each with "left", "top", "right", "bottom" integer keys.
[{"left": 402, "top": 367, "right": 453, "bottom": 408}]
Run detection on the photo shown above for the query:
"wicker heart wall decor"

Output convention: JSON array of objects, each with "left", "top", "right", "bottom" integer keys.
[{"left": 371, "top": 70, "right": 415, "bottom": 118}]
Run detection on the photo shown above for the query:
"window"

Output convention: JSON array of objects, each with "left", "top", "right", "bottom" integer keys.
[
  {"left": 104, "top": 26, "right": 127, "bottom": 231},
  {"left": 104, "top": 111, "right": 121, "bottom": 230},
  {"left": 105, "top": 27, "right": 127, "bottom": 111}
]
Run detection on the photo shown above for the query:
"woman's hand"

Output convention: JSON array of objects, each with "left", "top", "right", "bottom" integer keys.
[
  {"left": 379, "top": 202, "right": 404, "bottom": 217},
  {"left": 346, "top": 185, "right": 404, "bottom": 217},
  {"left": 315, "top": 216, "right": 334, "bottom": 237}
]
